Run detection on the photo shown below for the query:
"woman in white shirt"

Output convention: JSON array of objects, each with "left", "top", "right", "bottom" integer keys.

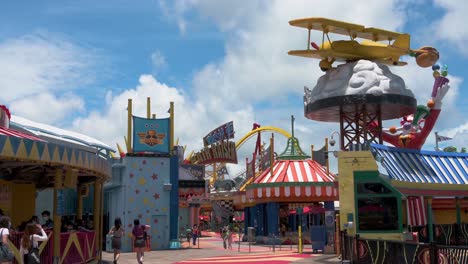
[
  {"left": 20, "top": 223, "right": 48, "bottom": 264},
  {"left": 0, "top": 216, "right": 13, "bottom": 264}
]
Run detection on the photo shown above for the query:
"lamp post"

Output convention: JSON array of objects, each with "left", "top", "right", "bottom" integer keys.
[{"left": 329, "top": 131, "right": 341, "bottom": 150}]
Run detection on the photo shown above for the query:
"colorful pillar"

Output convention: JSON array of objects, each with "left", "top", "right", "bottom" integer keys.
[
  {"left": 93, "top": 180, "right": 102, "bottom": 257},
  {"left": 169, "top": 155, "right": 180, "bottom": 248},
  {"left": 52, "top": 169, "right": 62, "bottom": 264},
  {"left": 426, "top": 197, "right": 434, "bottom": 242},
  {"left": 266, "top": 202, "right": 279, "bottom": 236},
  {"left": 77, "top": 184, "right": 83, "bottom": 220}
]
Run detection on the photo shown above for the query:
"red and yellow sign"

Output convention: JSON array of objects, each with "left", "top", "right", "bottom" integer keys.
[{"left": 191, "top": 141, "right": 237, "bottom": 164}]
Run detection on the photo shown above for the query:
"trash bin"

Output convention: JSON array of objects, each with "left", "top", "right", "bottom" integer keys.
[
  {"left": 105, "top": 234, "right": 113, "bottom": 253},
  {"left": 247, "top": 227, "right": 255, "bottom": 242}
]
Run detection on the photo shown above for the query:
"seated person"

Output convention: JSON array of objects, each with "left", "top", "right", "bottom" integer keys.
[
  {"left": 76, "top": 219, "right": 91, "bottom": 232},
  {"left": 41, "top": 211, "right": 54, "bottom": 230}
]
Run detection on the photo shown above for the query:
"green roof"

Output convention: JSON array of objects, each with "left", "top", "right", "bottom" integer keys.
[{"left": 277, "top": 137, "right": 310, "bottom": 160}]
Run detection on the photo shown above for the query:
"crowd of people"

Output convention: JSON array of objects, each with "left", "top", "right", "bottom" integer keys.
[{"left": 0, "top": 208, "right": 98, "bottom": 264}]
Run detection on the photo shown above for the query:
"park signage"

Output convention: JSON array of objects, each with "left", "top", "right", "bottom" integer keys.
[
  {"left": 203, "top": 121, "right": 235, "bottom": 147},
  {"left": 191, "top": 141, "right": 238, "bottom": 164},
  {"left": 132, "top": 115, "right": 170, "bottom": 153}
]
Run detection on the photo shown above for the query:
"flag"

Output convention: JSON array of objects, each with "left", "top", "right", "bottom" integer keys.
[
  {"left": 407, "top": 196, "right": 427, "bottom": 226},
  {"left": 260, "top": 145, "right": 272, "bottom": 171},
  {"left": 312, "top": 145, "right": 327, "bottom": 166},
  {"left": 436, "top": 134, "right": 452, "bottom": 142}
]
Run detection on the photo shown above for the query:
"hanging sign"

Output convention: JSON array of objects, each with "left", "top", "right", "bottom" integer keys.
[
  {"left": 191, "top": 141, "right": 238, "bottom": 164},
  {"left": 203, "top": 121, "right": 235, "bottom": 146},
  {"left": 132, "top": 116, "right": 170, "bottom": 153}
]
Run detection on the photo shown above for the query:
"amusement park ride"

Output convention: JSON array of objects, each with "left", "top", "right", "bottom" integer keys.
[
  {"left": 288, "top": 17, "right": 439, "bottom": 71},
  {"left": 290, "top": 17, "right": 447, "bottom": 151}
]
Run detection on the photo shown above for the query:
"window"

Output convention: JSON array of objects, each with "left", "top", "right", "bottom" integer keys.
[{"left": 357, "top": 197, "right": 399, "bottom": 231}]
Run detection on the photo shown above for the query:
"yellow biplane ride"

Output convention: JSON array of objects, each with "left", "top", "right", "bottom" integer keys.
[{"left": 288, "top": 17, "right": 439, "bottom": 71}]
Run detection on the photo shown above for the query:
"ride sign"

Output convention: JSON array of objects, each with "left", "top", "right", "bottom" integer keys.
[
  {"left": 191, "top": 141, "right": 238, "bottom": 164},
  {"left": 203, "top": 121, "right": 235, "bottom": 146}
]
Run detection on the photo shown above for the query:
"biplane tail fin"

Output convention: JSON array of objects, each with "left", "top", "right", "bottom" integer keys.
[{"left": 392, "top": 34, "right": 410, "bottom": 50}]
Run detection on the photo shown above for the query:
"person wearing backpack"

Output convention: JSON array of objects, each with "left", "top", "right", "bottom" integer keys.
[
  {"left": 0, "top": 216, "right": 14, "bottom": 264},
  {"left": 20, "top": 223, "right": 47, "bottom": 264},
  {"left": 132, "top": 219, "right": 150, "bottom": 264}
]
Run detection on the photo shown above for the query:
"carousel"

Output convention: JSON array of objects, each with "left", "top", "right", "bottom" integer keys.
[{"left": 0, "top": 105, "right": 112, "bottom": 263}]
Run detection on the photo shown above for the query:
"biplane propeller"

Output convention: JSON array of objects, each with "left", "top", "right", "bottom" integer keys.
[{"left": 288, "top": 17, "right": 439, "bottom": 71}]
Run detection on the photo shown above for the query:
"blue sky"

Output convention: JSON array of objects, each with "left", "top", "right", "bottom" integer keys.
[{"left": 1, "top": 0, "right": 468, "bottom": 173}]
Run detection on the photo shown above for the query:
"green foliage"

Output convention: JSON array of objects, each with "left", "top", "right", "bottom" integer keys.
[{"left": 443, "top": 146, "right": 457, "bottom": 152}]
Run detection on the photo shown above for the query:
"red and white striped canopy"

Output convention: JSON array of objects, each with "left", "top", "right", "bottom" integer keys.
[
  {"left": 242, "top": 159, "right": 338, "bottom": 202},
  {"left": 254, "top": 159, "right": 336, "bottom": 184},
  {"left": 0, "top": 127, "right": 45, "bottom": 142}
]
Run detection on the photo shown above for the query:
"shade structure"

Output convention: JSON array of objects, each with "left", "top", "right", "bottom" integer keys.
[
  {"left": 370, "top": 143, "right": 468, "bottom": 196},
  {"left": 0, "top": 126, "right": 45, "bottom": 142},
  {"left": 246, "top": 159, "right": 338, "bottom": 202}
]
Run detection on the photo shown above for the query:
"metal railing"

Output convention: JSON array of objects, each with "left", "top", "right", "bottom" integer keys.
[{"left": 341, "top": 230, "right": 468, "bottom": 264}]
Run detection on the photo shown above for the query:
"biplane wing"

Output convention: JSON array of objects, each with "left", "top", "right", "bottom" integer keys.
[
  {"left": 289, "top": 17, "right": 364, "bottom": 36},
  {"left": 288, "top": 50, "right": 408, "bottom": 66},
  {"left": 288, "top": 49, "right": 361, "bottom": 61},
  {"left": 356, "top": 27, "right": 402, "bottom": 42}
]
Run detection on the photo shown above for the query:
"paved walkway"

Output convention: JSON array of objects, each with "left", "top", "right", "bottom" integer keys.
[{"left": 101, "top": 233, "right": 342, "bottom": 264}]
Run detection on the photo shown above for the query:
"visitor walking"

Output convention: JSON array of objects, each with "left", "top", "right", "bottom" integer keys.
[
  {"left": 0, "top": 216, "right": 13, "bottom": 264},
  {"left": 108, "top": 218, "right": 124, "bottom": 264},
  {"left": 132, "top": 219, "right": 150, "bottom": 264},
  {"left": 20, "top": 223, "right": 47, "bottom": 264},
  {"left": 191, "top": 224, "right": 199, "bottom": 246},
  {"left": 226, "top": 226, "right": 233, "bottom": 250}
]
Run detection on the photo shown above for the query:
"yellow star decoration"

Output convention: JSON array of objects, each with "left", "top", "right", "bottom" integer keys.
[
  {"left": 132, "top": 163, "right": 138, "bottom": 169},
  {"left": 143, "top": 198, "right": 149, "bottom": 205},
  {"left": 152, "top": 160, "right": 158, "bottom": 166},
  {"left": 162, "top": 207, "right": 168, "bottom": 212},
  {"left": 146, "top": 218, "right": 150, "bottom": 224},
  {"left": 149, "top": 202, "right": 155, "bottom": 208},
  {"left": 138, "top": 177, "right": 146, "bottom": 185},
  {"left": 127, "top": 232, "right": 133, "bottom": 238},
  {"left": 128, "top": 197, "right": 134, "bottom": 203}
]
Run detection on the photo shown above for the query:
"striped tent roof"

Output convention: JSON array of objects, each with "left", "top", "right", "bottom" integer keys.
[
  {"left": 370, "top": 143, "right": 468, "bottom": 185},
  {"left": 252, "top": 159, "right": 336, "bottom": 185},
  {"left": 0, "top": 126, "right": 45, "bottom": 142}
]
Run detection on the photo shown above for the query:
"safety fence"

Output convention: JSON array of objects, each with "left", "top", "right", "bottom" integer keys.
[
  {"left": 341, "top": 231, "right": 468, "bottom": 264},
  {"left": 409, "top": 224, "right": 468, "bottom": 246},
  {"left": 8, "top": 230, "right": 98, "bottom": 264}
]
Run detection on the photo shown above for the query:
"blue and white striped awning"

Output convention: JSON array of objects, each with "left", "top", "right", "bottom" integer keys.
[{"left": 370, "top": 144, "right": 468, "bottom": 185}]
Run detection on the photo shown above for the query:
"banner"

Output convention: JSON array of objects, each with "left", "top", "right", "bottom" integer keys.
[
  {"left": 246, "top": 159, "right": 255, "bottom": 179},
  {"left": 203, "top": 121, "right": 235, "bottom": 146},
  {"left": 312, "top": 145, "right": 327, "bottom": 166},
  {"left": 191, "top": 141, "right": 238, "bottom": 164},
  {"left": 132, "top": 116, "right": 170, "bottom": 153},
  {"left": 260, "top": 145, "right": 272, "bottom": 171}
]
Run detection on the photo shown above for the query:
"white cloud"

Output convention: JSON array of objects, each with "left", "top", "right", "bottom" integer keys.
[
  {"left": 150, "top": 50, "right": 167, "bottom": 71},
  {"left": 5, "top": 0, "right": 466, "bottom": 180},
  {"left": 0, "top": 33, "right": 95, "bottom": 102},
  {"left": 9, "top": 93, "right": 85, "bottom": 124},
  {"left": 433, "top": 0, "right": 468, "bottom": 55},
  {"left": 72, "top": 0, "right": 466, "bottom": 170},
  {"left": 71, "top": 75, "right": 257, "bottom": 158}
]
